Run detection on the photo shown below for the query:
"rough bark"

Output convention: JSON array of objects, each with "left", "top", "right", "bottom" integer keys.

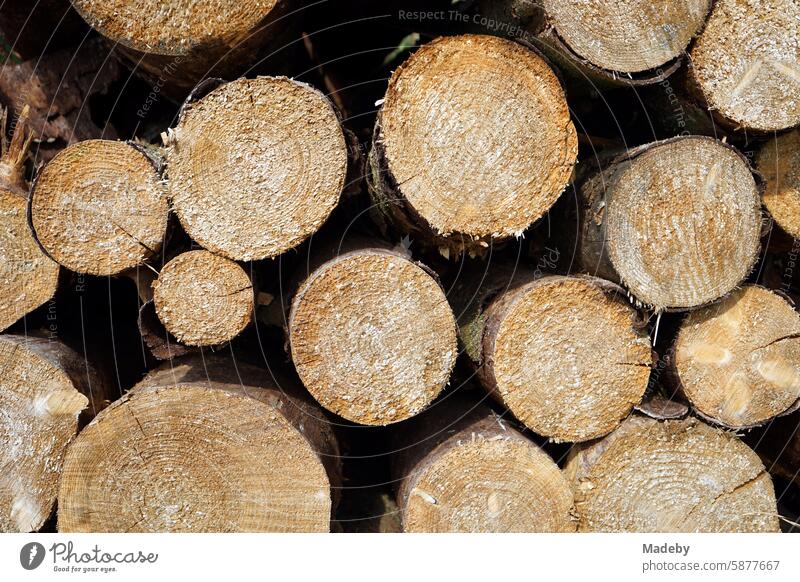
[
  {"left": 0, "top": 333, "right": 108, "bottom": 532},
  {"left": 576, "top": 136, "right": 762, "bottom": 311},
  {"left": 673, "top": 285, "right": 800, "bottom": 429},
  {"left": 288, "top": 243, "right": 457, "bottom": 426},
  {"left": 0, "top": 105, "right": 59, "bottom": 331},
  {"left": 453, "top": 268, "right": 651, "bottom": 442},
  {"left": 29, "top": 139, "right": 168, "bottom": 276},
  {"left": 393, "top": 397, "right": 576, "bottom": 532},
  {"left": 368, "top": 34, "right": 577, "bottom": 257},
  {"left": 164, "top": 76, "right": 351, "bottom": 261},
  {"left": 58, "top": 354, "right": 341, "bottom": 532},
  {"left": 565, "top": 415, "right": 780, "bottom": 532},
  {"left": 153, "top": 249, "right": 254, "bottom": 347}
]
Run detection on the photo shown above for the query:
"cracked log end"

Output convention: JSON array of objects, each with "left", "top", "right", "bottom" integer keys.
[
  {"left": 599, "top": 137, "right": 761, "bottom": 310},
  {"left": 757, "top": 129, "right": 800, "bottom": 239},
  {"left": 676, "top": 285, "right": 800, "bottom": 428},
  {"left": 167, "top": 77, "right": 348, "bottom": 261},
  {"left": 153, "top": 250, "right": 253, "bottom": 347},
  {"left": 289, "top": 249, "right": 457, "bottom": 426},
  {"left": 0, "top": 107, "right": 59, "bottom": 332},
  {"left": 29, "top": 139, "right": 167, "bottom": 276},
  {"left": 542, "top": 0, "right": 711, "bottom": 74},
  {"left": 480, "top": 275, "right": 651, "bottom": 442},
  {"left": 0, "top": 335, "right": 105, "bottom": 532},
  {"left": 58, "top": 356, "right": 338, "bottom": 533},
  {"left": 70, "top": 0, "right": 278, "bottom": 56},
  {"left": 397, "top": 404, "right": 576, "bottom": 532},
  {"left": 689, "top": 0, "right": 800, "bottom": 132},
  {"left": 565, "top": 415, "right": 780, "bottom": 532},
  {"left": 375, "top": 34, "right": 577, "bottom": 248}
]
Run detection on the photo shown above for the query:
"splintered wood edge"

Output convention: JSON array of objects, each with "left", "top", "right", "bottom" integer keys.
[
  {"left": 565, "top": 416, "right": 779, "bottom": 532},
  {"left": 378, "top": 34, "right": 577, "bottom": 242},
  {"left": 542, "top": 0, "right": 711, "bottom": 74},
  {"left": 70, "top": 0, "right": 279, "bottom": 56},
  {"left": 689, "top": 0, "right": 800, "bottom": 131},
  {"left": 0, "top": 336, "right": 89, "bottom": 532},
  {"left": 289, "top": 249, "right": 457, "bottom": 426},
  {"left": 29, "top": 139, "right": 168, "bottom": 276},
  {"left": 167, "top": 76, "right": 348, "bottom": 261},
  {"left": 58, "top": 383, "right": 332, "bottom": 532},
  {"left": 482, "top": 275, "right": 652, "bottom": 442},
  {"left": 604, "top": 136, "right": 761, "bottom": 310},
  {"left": 675, "top": 285, "right": 800, "bottom": 428},
  {"left": 757, "top": 130, "right": 800, "bottom": 239},
  {"left": 401, "top": 414, "right": 576, "bottom": 532},
  {"left": 152, "top": 250, "right": 253, "bottom": 347}
]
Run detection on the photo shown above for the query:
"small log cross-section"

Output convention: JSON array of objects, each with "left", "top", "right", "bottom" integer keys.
[
  {"left": 369, "top": 34, "right": 577, "bottom": 256},
  {"left": 578, "top": 136, "right": 761, "bottom": 310},
  {"left": 58, "top": 356, "right": 340, "bottom": 533},
  {"left": 394, "top": 400, "right": 576, "bottom": 532},
  {"left": 29, "top": 140, "right": 168, "bottom": 276},
  {"left": 166, "top": 77, "right": 349, "bottom": 261},
  {"left": 674, "top": 285, "right": 800, "bottom": 429},
  {"left": 289, "top": 247, "right": 457, "bottom": 426},
  {"left": 540, "top": 0, "right": 711, "bottom": 74},
  {"left": 0, "top": 334, "right": 107, "bottom": 532},
  {"left": 0, "top": 106, "right": 59, "bottom": 331},
  {"left": 565, "top": 415, "right": 780, "bottom": 532},
  {"left": 757, "top": 129, "right": 800, "bottom": 239},
  {"left": 688, "top": 0, "right": 800, "bottom": 132},
  {"left": 464, "top": 274, "right": 651, "bottom": 442},
  {"left": 153, "top": 250, "right": 253, "bottom": 347}
]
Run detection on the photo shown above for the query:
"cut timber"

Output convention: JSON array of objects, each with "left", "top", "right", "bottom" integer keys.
[
  {"left": 289, "top": 247, "right": 457, "bottom": 425},
  {"left": 540, "top": 0, "right": 711, "bottom": 74},
  {"left": 468, "top": 274, "right": 651, "bottom": 442},
  {"left": 69, "top": 0, "right": 296, "bottom": 95},
  {"left": 688, "top": 0, "right": 800, "bottom": 132},
  {"left": 153, "top": 250, "right": 253, "bottom": 347},
  {"left": 746, "top": 412, "right": 800, "bottom": 487},
  {"left": 578, "top": 136, "right": 761, "bottom": 310},
  {"left": 59, "top": 355, "right": 340, "bottom": 532},
  {"left": 166, "top": 77, "right": 348, "bottom": 261},
  {"left": 0, "top": 37, "right": 121, "bottom": 161},
  {"left": 565, "top": 415, "right": 780, "bottom": 532},
  {"left": 674, "top": 285, "right": 800, "bottom": 429},
  {"left": 0, "top": 106, "right": 59, "bottom": 331},
  {"left": 369, "top": 34, "right": 577, "bottom": 256},
  {"left": 757, "top": 130, "right": 800, "bottom": 238},
  {"left": 394, "top": 400, "right": 576, "bottom": 532},
  {"left": 29, "top": 139, "right": 168, "bottom": 276},
  {"left": 0, "top": 334, "right": 107, "bottom": 532}
]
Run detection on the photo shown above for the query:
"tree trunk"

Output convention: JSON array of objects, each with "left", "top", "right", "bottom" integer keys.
[
  {"left": 58, "top": 354, "right": 341, "bottom": 532},
  {"left": 686, "top": 0, "right": 800, "bottom": 134},
  {"left": 392, "top": 397, "right": 576, "bottom": 532},
  {"left": 565, "top": 415, "right": 780, "bottom": 532},
  {"left": 757, "top": 129, "right": 800, "bottom": 239},
  {"left": 672, "top": 285, "right": 800, "bottom": 429},
  {"left": 164, "top": 76, "right": 352, "bottom": 261},
  {"left": 0, "top": 333, "right": 108, "bottom": 532},
  {"left": 29, "top": 139, "right": 168, "bottom": 276},
  {"left": 152, "top": 249, "right": 254, "bottom": 347},
  {"left": 452, "top": 269, "right": 651, "bottom": 442},
  {"left": 0, "top": 37, "right": 121, "bottom": 163},
  {"left": 68, "top": 0, "right": 303, "bottom": 98},
  {"left": 368, "top": 34, "right": 577, "bottom": 257},
  {"left": 0, "top": 105, "right": 60, "bottom": 331},
  {"left": 576, "top": 136, "right": 762, "bottom": 311},
  {"left": 288, "top": 242, "right": 457, "bottom": 426}
]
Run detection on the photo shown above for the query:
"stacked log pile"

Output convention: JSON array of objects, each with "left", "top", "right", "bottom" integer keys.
[{"left": 0, "top": 0, "right": 799, "bottom": 534}]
